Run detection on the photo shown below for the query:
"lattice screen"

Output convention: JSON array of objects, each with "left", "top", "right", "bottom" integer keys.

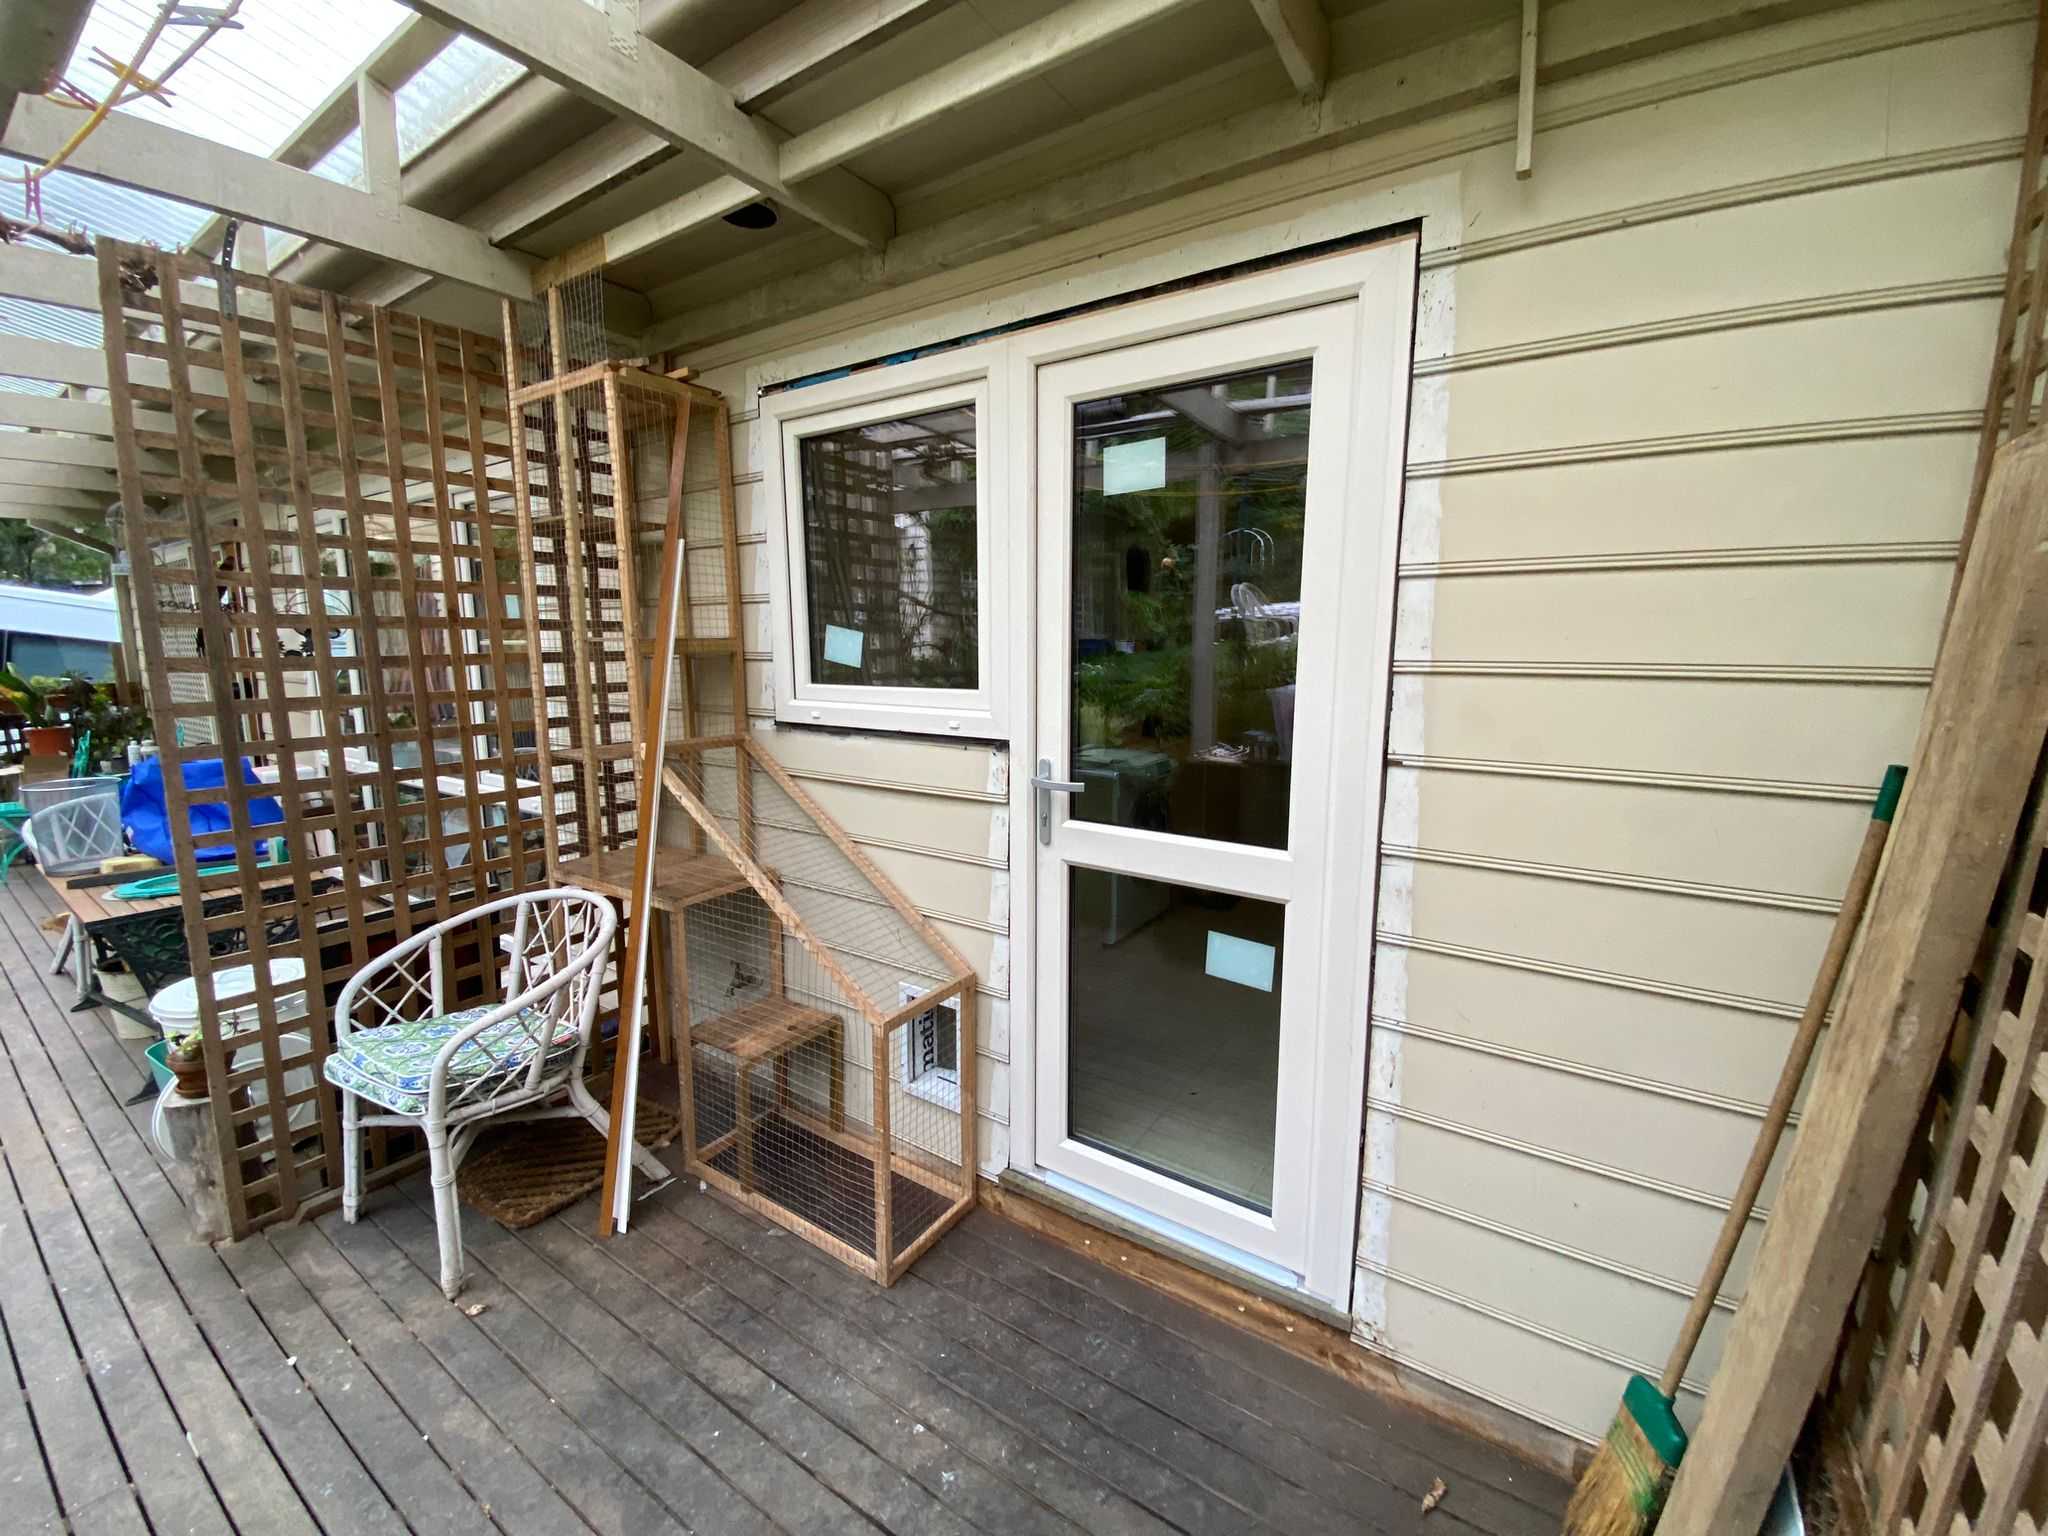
[
  {"left": 1828, "top": 744, "right": 2048, "bottom": 1534},
  {"left": 99, "top": 241, "right": 548, "bottom": 1235},
  {"left": 1814, "top": 16, "right": 2048, "bottom": 1530}
]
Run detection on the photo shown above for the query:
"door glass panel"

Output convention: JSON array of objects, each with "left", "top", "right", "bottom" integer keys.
[
  {"left": 1068, "top": 868, "right": 1282, "bottom": 1212},
  {"left": 1070, "top": 359, "right": 1312, "bottom": 850}
]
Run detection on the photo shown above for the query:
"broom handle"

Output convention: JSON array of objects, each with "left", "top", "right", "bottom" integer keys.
[{"left": 1659, "top": 763, "right": 1906, "bottom": 1396}]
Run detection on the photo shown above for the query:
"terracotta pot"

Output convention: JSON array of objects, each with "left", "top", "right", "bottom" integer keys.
[
  {"left": 167, "top": 1046, "right": 209, "bottom": 1100},
  {"left": 25, "top": 725, "right": 72, "bottom": 757}
]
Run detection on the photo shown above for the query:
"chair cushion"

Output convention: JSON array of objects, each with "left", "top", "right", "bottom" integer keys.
[{"left": 322, "top": 1004, "right": 578, "bottom": 1117}]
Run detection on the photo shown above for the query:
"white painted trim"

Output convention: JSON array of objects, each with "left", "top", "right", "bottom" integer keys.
[
  {"left": 761, "top": 353, "right": 1009, "bottom": 739},
  {"left": 1003, "top": 240, "right": 1415, "bottom": 1305}
]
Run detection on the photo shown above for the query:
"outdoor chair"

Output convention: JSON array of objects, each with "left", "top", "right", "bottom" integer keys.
[{"left": 326, "top": 887, "right": 667, "bottom": 1298}]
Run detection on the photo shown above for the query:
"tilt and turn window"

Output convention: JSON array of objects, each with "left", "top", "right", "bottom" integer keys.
[{"left": 765, "top": 365, "right": 1004, "bottom": 737}]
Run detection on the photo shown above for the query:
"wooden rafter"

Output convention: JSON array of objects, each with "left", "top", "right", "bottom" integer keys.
[
  {"left": 401, "top": 0, "right": 894, "bottom": 261},
  {"left": 3, "top": 95, "right": 532, "bottom": 297},
  {"left": 1249, "top": 0, "right": 1329, "bottom": 98}
]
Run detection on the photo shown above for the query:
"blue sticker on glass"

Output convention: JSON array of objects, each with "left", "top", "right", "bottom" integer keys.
[
  {"left": 1205, "top": 931, "right": 1275, "bottom": 992},
  {"left": 1103, "top": 436, "right": 1167, "bottom": 495},
  {"left": 822, "top": 624, "right": 865, "bottom": 669}
]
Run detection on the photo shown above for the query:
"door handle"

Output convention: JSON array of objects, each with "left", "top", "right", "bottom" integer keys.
[{"left": 1032, "top": 758, "right": 1083, "bottom": 844}]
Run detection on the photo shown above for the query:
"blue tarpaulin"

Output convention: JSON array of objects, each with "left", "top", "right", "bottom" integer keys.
[{"left": 121, "top": 756, "right": 283, "bottom": 865}]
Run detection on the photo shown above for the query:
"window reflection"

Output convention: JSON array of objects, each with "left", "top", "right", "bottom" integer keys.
[
  {"left": 1070, "top": 360, "right": 1311, "bottom": 851},
  {"left": 799, "top": 405, "right": 978, "bottom": 690}
]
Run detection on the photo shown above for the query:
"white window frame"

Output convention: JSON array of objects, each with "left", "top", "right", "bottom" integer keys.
[{"left": 761, "top": 352, "right": 1007, "bottom": 738}]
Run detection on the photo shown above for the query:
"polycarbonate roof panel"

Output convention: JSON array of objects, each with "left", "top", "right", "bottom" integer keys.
[{"left": 0, "top": 1, "right": 528, "bottom": 391}]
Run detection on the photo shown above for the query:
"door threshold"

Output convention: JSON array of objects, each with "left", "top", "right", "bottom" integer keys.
[{"left": 994, "top": 1167, "right": 1352, "bottom": 1331}]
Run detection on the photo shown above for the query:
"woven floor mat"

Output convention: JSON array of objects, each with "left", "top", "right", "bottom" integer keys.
[{"left": 458, "top": 1095, "right": 679, "bottom": 1229}]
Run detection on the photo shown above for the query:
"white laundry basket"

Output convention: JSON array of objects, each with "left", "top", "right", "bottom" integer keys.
[{"left": 29, "top": 791, "right": 124, "bottom": 875}]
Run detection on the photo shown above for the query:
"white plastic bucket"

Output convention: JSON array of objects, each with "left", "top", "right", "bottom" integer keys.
[{"left": 148, "top": 956, "right": 308, "bottom": 1041}]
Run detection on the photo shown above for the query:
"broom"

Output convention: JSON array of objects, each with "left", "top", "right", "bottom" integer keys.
[{"left": 1563, "top": 762, "right": 1906, "bottom": 1536}]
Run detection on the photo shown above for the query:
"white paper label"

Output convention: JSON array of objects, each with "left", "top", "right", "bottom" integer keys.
[
  {"left": 822, "top": 623, "right": 865, "bottom": 668},
  {"left": 1205, "top": 931, "right": 1275, "bottom": 992},
  {"left": 1103, "top": 436, "right": 1167, "bottom": 495}
]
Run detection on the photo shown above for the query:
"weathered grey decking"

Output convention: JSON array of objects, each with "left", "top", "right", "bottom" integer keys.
[{"left": 0, "top": 867, "right": 1570, "bottom": 1536}]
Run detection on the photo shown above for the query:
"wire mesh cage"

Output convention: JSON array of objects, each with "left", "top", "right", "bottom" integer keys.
[
  {"left": 97, "top": 241, "right": 550, "bottom": 1234},
  {"left": 664, "top": 738, "right": 979, "bottom": 1283}
]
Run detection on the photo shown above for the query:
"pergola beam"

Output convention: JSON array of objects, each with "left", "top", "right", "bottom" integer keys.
[
  {"left": 570, "top": 0, "right": 1205, "bottom": 282},
  {"left": 0, "top": 393, "right": 117, "bottom": 438},
  {"left": 0, "top": 245, "right": 99, "bottom": 310},
  {"left": 0, "top": 433, "right": 117, "bottom": 471},
  {"left": 780, "top": 0, "right": 1201, "bottom": 181},
  {"left": 2, "top": 95, "right": 533, "bottom": 297},
  {"left": 0, "top": 459, "right": 118, "bottom": 495},
  {"left": 400, "top": 0, "right": 894, "bottom": 259},
  {"left": 314, "top": 0, "right": 942, "bottom": 308},
  {"left": 1249, "top": 0, "right": 1329, "bottom": 98},
  {"left": 189, "top": 13, "right": 456, "bottom": 257}
]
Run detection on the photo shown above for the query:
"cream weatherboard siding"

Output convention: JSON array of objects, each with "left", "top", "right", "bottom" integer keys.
[{"left": 660, "top": 0, "right": 2029, "bottom": 1443}]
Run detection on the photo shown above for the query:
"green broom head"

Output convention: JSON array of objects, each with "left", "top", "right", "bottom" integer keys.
[{"left": 1563, "top": 1375, "right": 1688, "bottom": 1536}]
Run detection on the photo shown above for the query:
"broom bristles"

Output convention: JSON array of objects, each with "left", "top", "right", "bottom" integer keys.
[{"left": 1564, "top": 1404, "right": 1675, "bottom": 1536}]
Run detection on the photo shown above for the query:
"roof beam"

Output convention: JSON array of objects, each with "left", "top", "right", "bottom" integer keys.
[
  {"left": 2, "top": 95, "right": 534, "bottom": 297},
  {"left": 0, "top": 458, "right": 118, "bottom": 494},
  {"left": 0, "top": 394, "right": 117, "bottom": 438},
  {"left": 303, "top": 0, "right": 937, "bottom": 307},
  {"left": 0, "top": 486, "right": 111, "bottom": 517},
  {"left": 646, "top": 0, "right": 1879, "bottom": 355},
  {"left": 189, "top": 14, "right": 457, "bottom": 257},
  {"left": 0, "top": 245, "right": 98, "bottom": 310},
  {"left": 1248, "top": 0, "right": 1328, "bottom": 98},
  {"left": 400, "top": 0, "right": 894, "bottom": 258},
  {"left": 0, "top": 433, "right": 117, "bottom": 471},
  {"left": 577, "top": 0, "right": 1204, "bottom": 281},
  {"left": 778, "top": 0, "right": 1202, "bottom": 182}
]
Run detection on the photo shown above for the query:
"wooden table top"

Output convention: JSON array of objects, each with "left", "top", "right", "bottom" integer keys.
[{"left": 553, "top": 845, "right": 768, "bottom": 911}]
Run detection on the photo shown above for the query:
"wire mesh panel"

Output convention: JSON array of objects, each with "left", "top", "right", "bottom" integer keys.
[
  {"left": 97, "top": 241, "right": 548, "bottom": 1235},
  {"left": 665, "top": 739, "right": 978, "bottom": 1282}
]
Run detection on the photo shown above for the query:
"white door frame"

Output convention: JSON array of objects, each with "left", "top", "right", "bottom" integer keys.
[{"left": 1001, "top": 237, "right": 1418, "bottom": 1306}]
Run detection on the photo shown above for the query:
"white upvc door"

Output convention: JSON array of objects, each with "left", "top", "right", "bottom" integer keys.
[{"left": 1027, "top": 248, "right": 1413, "bottom": 1304}]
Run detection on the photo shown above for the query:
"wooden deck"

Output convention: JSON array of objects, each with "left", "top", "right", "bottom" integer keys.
[{"left": 0, "top": 867, "right": 1570, "bottom": 1536}]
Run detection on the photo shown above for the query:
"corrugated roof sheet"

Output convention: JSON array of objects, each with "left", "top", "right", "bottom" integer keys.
[{"left": 0, "top": 1, "right": 527, "bottom": 384}]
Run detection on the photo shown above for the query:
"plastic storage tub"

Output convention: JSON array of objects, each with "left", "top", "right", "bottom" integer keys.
[{"left": 147, "top": 956, "right": 309, "bottom": 1041}]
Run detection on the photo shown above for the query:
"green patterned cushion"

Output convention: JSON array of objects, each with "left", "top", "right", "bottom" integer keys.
[{"left": 322, "top": 1004, "right": 578, "bottom": 1116}]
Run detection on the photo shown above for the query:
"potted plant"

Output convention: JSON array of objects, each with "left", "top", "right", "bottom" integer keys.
[
  {"left": 72, "top": 685, "right": 152, "bottom": 771},
  {"left": 0, "top": 668, "right": 95, "bottom": 758},
  {"left": 166, "top": 1030, "right": 209, "bottom": 1099}
]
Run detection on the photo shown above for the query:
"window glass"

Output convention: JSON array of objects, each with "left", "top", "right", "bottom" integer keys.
[
  {"left": 798, "top": 405, "right": 978, "bottom": 691},
  {"left": 1070, "top": 358, "right": 1312, "bottom": 851}
]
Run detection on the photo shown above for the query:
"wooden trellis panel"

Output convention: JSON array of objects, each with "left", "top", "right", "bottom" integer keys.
[
  {"left": 98, "top": 241, "right": 549, "bottom": 1236},
  {"left": 1834, "top": 758, "right": 2048, "bottom": 1534}
]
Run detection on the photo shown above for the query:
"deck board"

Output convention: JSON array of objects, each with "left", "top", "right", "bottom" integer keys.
[{"left": 0, "top": 866, "right": 1571, "bottom": 1535}]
